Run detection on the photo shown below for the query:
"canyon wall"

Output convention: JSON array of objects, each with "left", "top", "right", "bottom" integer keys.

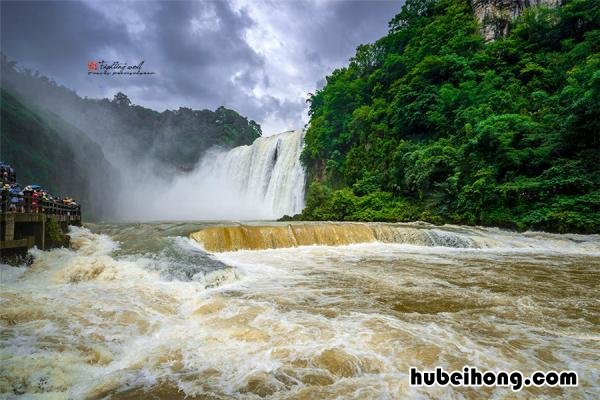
[{"left": 470, "top": 0, "right": 562, "bottom": 40}]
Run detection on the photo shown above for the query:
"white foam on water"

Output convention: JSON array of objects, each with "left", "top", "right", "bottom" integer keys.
[
  {"left": 0, "top": 226, "right": 243, "bottom": 398},
  {"left": 0, "top": 263, "right": 28, "bottom": 284},
  {"left": 205, "top": 129, "right": 306, "bottom": 219},
  {"left": 1, "top": 224, "right": 598, "bottom": 399}
]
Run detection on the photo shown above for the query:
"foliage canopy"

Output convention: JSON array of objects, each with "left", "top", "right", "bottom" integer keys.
[{"left": 300, "top": 0, "right": 599, "bottom": 233}]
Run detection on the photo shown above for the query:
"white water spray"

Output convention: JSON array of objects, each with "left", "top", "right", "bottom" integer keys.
[
  {"left": 122, "top": 130, "right": 306, "bottom": 221},
  {"left": 199, "top": 129, "right": 306, "bottom": 218}
]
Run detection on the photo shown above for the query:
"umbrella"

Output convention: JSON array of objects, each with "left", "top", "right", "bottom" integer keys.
[{"left": 28, "top": 184, "right": 43, "bottom": 190}]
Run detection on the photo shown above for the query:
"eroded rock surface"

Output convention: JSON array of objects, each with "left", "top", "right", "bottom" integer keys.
[{"left": 470, "top": 0, "right": 561, "bottom": 40}]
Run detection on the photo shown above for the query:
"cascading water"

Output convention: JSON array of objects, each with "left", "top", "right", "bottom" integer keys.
[
  {"left": 2, "top": 222, "right": 599, "bottom": 398},
  {"left": 189, "top": 222, "right": 600, "bottom": 252},
  {"left": 199, "top": 129, "right": 306, "bottom": 219},
  {"left": 131, "top": 130, "right": 306, "bottom": 221},
  {"left": 3, "top": 124, "right": 598, "bottom": 399}
]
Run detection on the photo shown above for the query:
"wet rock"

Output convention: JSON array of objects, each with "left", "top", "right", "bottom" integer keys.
[{"left": 470, "top": 0, "right": 561, "bottom": 40}]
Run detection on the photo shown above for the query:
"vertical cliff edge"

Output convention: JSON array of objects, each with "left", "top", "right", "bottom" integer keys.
[{"left": 470, "top": 0, "right": 562, "bottom": 40}]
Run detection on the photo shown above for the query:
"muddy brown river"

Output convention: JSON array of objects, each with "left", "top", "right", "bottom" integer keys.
[{"left": 1, "top": 222, "right": 598, "bottom": 399}]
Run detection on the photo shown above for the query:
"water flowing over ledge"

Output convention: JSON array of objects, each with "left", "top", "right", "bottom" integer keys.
[
  {"left": 198, "top": 129, "right": 306, "bottom": 219},
  {"left": 3, "top": 222, "right": 599, "bottom": 398},
  {"left": 121, "top": 130, "right": 306, "bottom": 221},
  {"left": 190, "top": 222, "right": 600, "bottom": 253}
]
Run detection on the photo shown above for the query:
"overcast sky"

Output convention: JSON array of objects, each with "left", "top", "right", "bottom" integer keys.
[{"left": 1, "top": 0, "right": 404, "bottom": 135}]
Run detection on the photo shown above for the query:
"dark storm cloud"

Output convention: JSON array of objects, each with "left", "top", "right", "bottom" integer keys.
[
  {"left": 140, "top": 1, "right": 264, "bottom": 100},
  {"left": 0, "top": 1, "right": 133, "bottom": 81},
  {"left": 0, "top": 0, "right": 404, "bottom": 134},
  {"left": 308, "top": 0, "right": 403, "bottom": 64}
]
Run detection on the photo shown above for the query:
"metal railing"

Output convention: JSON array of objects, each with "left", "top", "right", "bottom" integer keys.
[{"left": 1, "top": 190, "right": 81, "bottom": 217}]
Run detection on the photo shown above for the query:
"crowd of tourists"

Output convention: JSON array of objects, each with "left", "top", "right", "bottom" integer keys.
[{"left": 1, "top": 162, "right": 79, "bottom": 214}]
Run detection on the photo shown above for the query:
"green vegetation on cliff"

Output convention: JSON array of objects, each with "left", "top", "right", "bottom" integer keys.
[
  {"left": 0, "top": 89, "right": 114, "bottom": 219},
  {"left": 300, "top": 0, "right": 599, "bottom": 233}
]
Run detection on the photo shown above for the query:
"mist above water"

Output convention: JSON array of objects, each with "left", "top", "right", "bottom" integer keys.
[
  {"left": 1, "top": 64, "right": 305, "bottom": 222},
  {"left": 111, "top": 130, "right": 306, "bottom": 221}
]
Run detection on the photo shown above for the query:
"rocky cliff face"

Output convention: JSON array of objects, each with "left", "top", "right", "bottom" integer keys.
[{"left": 470, "top": 0, "right": 561, "bottom": 40}]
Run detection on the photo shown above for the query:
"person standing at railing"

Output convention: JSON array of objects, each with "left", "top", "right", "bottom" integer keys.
[
  {"left": 9, "top": 183, "right": 24, "bottom": 212},
  {"left": 2, "top": 176, "right": 81, "bottom": 217},
  {"left": 54, "top": 197, "right": 61, "bottom": 214},
  {"left": 63, "top": 197, "right": 73, "bottom": 216},
  {"left": 41, "top": 190, "right": 52, "bottom": 214},
  {"left": 1, "top": 184, "right": 10, "bottom": 212},
  {"left": 69, "top": 200, "right": 79, "bottom": 216},
  {"left": 31, "top": 189, "right": 40, "bottom": 213}
]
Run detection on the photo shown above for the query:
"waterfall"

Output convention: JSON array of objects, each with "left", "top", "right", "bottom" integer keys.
[
  {"left": 121, "top": 130, "right": 306, "bottom": 221},
  {"left": 193, "top": 130, "right": 306, "bottom": 219}
]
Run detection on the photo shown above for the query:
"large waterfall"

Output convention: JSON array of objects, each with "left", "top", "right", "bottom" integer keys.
[
  {"left": 121, "top": 130, "right": 306, "bottom": 221},
  {"left": 148, "top": 130, "right": 305, "bottom": 220},
  {"left": 192, "top": 129, "right": 306, "bottom": 219}
]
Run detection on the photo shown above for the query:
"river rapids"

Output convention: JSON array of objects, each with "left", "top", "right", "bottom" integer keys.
[{"left": 1, "top": 222, "right": 599, "bottom": 399}]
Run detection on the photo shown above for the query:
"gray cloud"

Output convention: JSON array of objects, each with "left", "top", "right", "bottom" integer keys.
[
  {"left": 1, "top": 1, "right": 132, "bottom": 82},
  {"left": 1, "top": 0, "right": 404, "bottom": 134}
]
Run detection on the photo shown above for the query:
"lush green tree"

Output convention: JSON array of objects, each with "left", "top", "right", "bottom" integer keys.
[
  {"left": 112, "top": 92, "right": 131, "bottom": 107},
  {"left": 300, "top": 0, "right": 600, "bottom": 233}
]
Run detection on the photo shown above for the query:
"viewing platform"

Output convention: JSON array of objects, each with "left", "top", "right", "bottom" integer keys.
[{"left": 0, "top": 190, "right": 81, "bottom": 253}]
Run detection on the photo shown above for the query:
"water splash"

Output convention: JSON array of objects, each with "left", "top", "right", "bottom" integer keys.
[
  {"left": 117, "top": 130, "right": 306, "bottom": 221},
  {"left": 1, "top": 223, "right": 599, "bottom": 398}
]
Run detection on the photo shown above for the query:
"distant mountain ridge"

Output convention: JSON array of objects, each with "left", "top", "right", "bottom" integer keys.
[{"left": 1, "top": 55, "right": 262, "bottom": 174}]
